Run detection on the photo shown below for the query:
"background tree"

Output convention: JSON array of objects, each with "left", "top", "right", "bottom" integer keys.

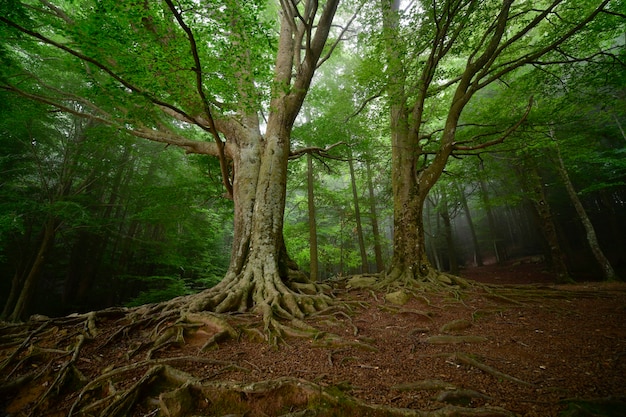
[{"left": 0, "top": 96, "right": 232, "bottom": 320}]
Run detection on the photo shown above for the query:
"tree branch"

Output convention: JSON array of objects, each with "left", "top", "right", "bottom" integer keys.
[
  {"left": 317, "top": 2, "right": 365, "bottom": 69},
  {"left": 164, "top": 0, "right": 233, "bottom": 198},
  {"left": 288, "top": 141, "right": 346, "bottom": 160},
  {"left": 346, "top": 90, "right": 383, "bottom": 122},
  {"left": 477, "top": 0, "right": 612, "bottom": 89},
  {"left": 452, "top": 96, "right": 533, "bottom": 152},
  {"left": 0, "top": 16, "right": 197, "bottom": 127},
  {"left": 0, "top": 84, "right": 221, "bottom": 157}
]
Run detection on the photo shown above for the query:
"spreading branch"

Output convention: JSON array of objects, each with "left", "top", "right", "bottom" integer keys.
[
  {"left": 317, "top": 2, "right": 365, "bottom": 68},
  {"left": 0, "top": 16, "right": 196, "bottom": 126},
  {"left": 164, "top": 0, "right": 233, "bottom": 198},
  {"left": 0, "top": 84, "right": 221, "bottom": 157},
  {"left": 452, "top": 96, "right": 534, "bottom": 152},
  {"left": 289, "top": 141, "right": 346, "bottom": 160}
]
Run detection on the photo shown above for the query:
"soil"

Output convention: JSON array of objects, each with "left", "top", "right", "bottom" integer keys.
[{"left": 1, "top": 259, "right": 626, "bottom": 417}]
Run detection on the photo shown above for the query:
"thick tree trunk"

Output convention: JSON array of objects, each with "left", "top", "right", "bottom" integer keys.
[
  {"left": 387, "top": 135, "right": 432, "bottom": 282},
  {"left": 185, "top": 129, "right": 331, "bottom": 341}
]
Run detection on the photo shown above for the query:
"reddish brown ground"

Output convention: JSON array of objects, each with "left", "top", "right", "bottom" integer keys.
[{"left": 2, "top": 259, "right": 625, "bottom": 416}]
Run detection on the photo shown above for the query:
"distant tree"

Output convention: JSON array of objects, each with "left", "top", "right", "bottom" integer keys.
[{"left": 0, "top": 101, "right": 231, "bottom": 319}]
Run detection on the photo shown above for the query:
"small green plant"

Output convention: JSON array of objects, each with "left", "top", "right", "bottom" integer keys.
[{"left": 125, "top": 276, "right": 192, "bottom": 307}]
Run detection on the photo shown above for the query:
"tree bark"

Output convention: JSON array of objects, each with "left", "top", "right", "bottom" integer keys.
[
  {"left": 516, "top": 155, "right": 570, "bottom": 282},
  {"left": 456, "top": 182, "right": 483, "bottom": 267},
  {"left": 439, "top": 191, "right": 459, "bottom": 275},
  {"left": 425, "top": 198, "right": 443, "bottom": 271},
  {"left": 307, "top": 152, "right": 319, "bottom": 281},
  {"left": 365, "top": 159, "right": 385, "bottom": 272},
  {"left": 552, "top": 135, "right": 617, "bottom": 281},
  {"left": 348, "top": 152, "right": 368, "bottom": 273},
  {"left": 5, "top": 219, "right": 58, "bottom": 321}
]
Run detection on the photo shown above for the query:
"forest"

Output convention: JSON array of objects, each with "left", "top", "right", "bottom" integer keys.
[{"left": 1, "top": 1, "right": 625, "bottom": 416}]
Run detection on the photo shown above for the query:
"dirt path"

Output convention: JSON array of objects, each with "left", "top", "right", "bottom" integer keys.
[{"left": 1, "top": 263, "right": 625, "bottom": 416}]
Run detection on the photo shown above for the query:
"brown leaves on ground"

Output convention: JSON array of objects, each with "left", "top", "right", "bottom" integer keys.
[{"left": 1, "top": 261, "right": 625, "bottom": 416}]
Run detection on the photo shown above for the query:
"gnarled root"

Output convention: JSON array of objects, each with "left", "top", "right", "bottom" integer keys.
[
  {"left": 166, "top": 262, "right": 336, "bottom": 344},
  {"left": 71, "top": 366, "right": 517, "bottom": 417}
]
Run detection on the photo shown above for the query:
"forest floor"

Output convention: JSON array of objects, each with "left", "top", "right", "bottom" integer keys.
[{"left": 1, "top": 258, "right": 626, "bottom": 417}]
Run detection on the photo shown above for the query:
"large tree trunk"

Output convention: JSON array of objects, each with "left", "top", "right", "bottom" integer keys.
[
  {"left": 181, "top": 0, "right": 341, "bottom": 334},
  {"left": 386, "top": 131, "right": 432, "bottom": 282},
  {"left": 186, "top": 127, "right": 330, "bottom": 339}
]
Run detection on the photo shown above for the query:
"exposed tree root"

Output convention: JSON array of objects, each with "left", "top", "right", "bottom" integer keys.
[
  {"left": 4, "top": 268, "right": 615, "bottom": 416},
  {"left": 0, "top": 303, "right": 525, "bottom": 417},
  {"left": 349, "top": 266, "right": 480, "bottom": 306},
  {"left": 67, "top": 366, "right": 517, "bottom": 417},
  {"left": 451, "top": 352, "right": 536, "bottom": 388}
]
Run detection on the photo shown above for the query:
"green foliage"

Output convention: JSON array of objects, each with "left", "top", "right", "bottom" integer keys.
[
  {"left": 0, "top": 95, "right": 232, "bottom": 314},
  {"left": 124, "top": 276, "right": 192, "bottom": 307}
]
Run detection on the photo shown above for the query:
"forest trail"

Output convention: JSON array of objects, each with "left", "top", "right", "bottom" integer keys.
[{"left": 1, "top": 262, "right": 625, "bottom": 417}]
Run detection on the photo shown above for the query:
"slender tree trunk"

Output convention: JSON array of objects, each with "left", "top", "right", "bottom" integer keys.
[
  {"left": 439, "top": 191, "right": 459, "bottom": 275},
  {"left": 2, "top": 271, "right": 24, "bottom": 319},
  {"left": 348, "top": 151, "right": 368, "bottom": 273},
  {"left": 365, "top": 160, "right": 384, "bottom": 272},
  {"left": 516, "top": 155, "right": 570, "bottom": 282},
  {"left": 6, "top": 219, "right": 58, "bottom": 321},
  {"left": 456, "top": 182, "right": 483, "bottom": 266},
  {"left": 478, "top": 175, "right": 503, "bottom": 264},
  {"left": 425, "top": 197, "right": 442, "bottom": 271},
  {"left": 552, "top": 136, "right": 617, "bottom": 281},
  {"left": 306, "top": 152, "right": 319, "bottom": 281}
]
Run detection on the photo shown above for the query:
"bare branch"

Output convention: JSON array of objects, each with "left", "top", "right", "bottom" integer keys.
[
  {"left": 289, "top": 141, "right": 346, "bottom": 160},
  {"left": 346, "top": 90, "right": 383, "bottom": 122},
  {"left": 452, "top": 96, "right": 533, "bottom": 152},
  {"left": 37, "top": 0, "right": 74, "bottom": 24},
  {"left": 132, "top": 126, "right": 220, "bottom": 156},
  {"left": 601, "top": 9, "right": 626, "bottom": 19},
  {"left": 317, "top": 1, "right": 365, "bottom": 68},
  {"left": 1, "top": 84, "right": 115, "bottom": 126},
  {"left": 0, "top": 83, "right": 221, "bottom": 157},
  {"left": 477, "top": 0, "right": 612, "bottom": 89}
]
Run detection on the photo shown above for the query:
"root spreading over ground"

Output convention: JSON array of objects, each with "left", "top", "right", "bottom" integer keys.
[{"left": 1, "top": 266, "right": 625, "bottom": 416}]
